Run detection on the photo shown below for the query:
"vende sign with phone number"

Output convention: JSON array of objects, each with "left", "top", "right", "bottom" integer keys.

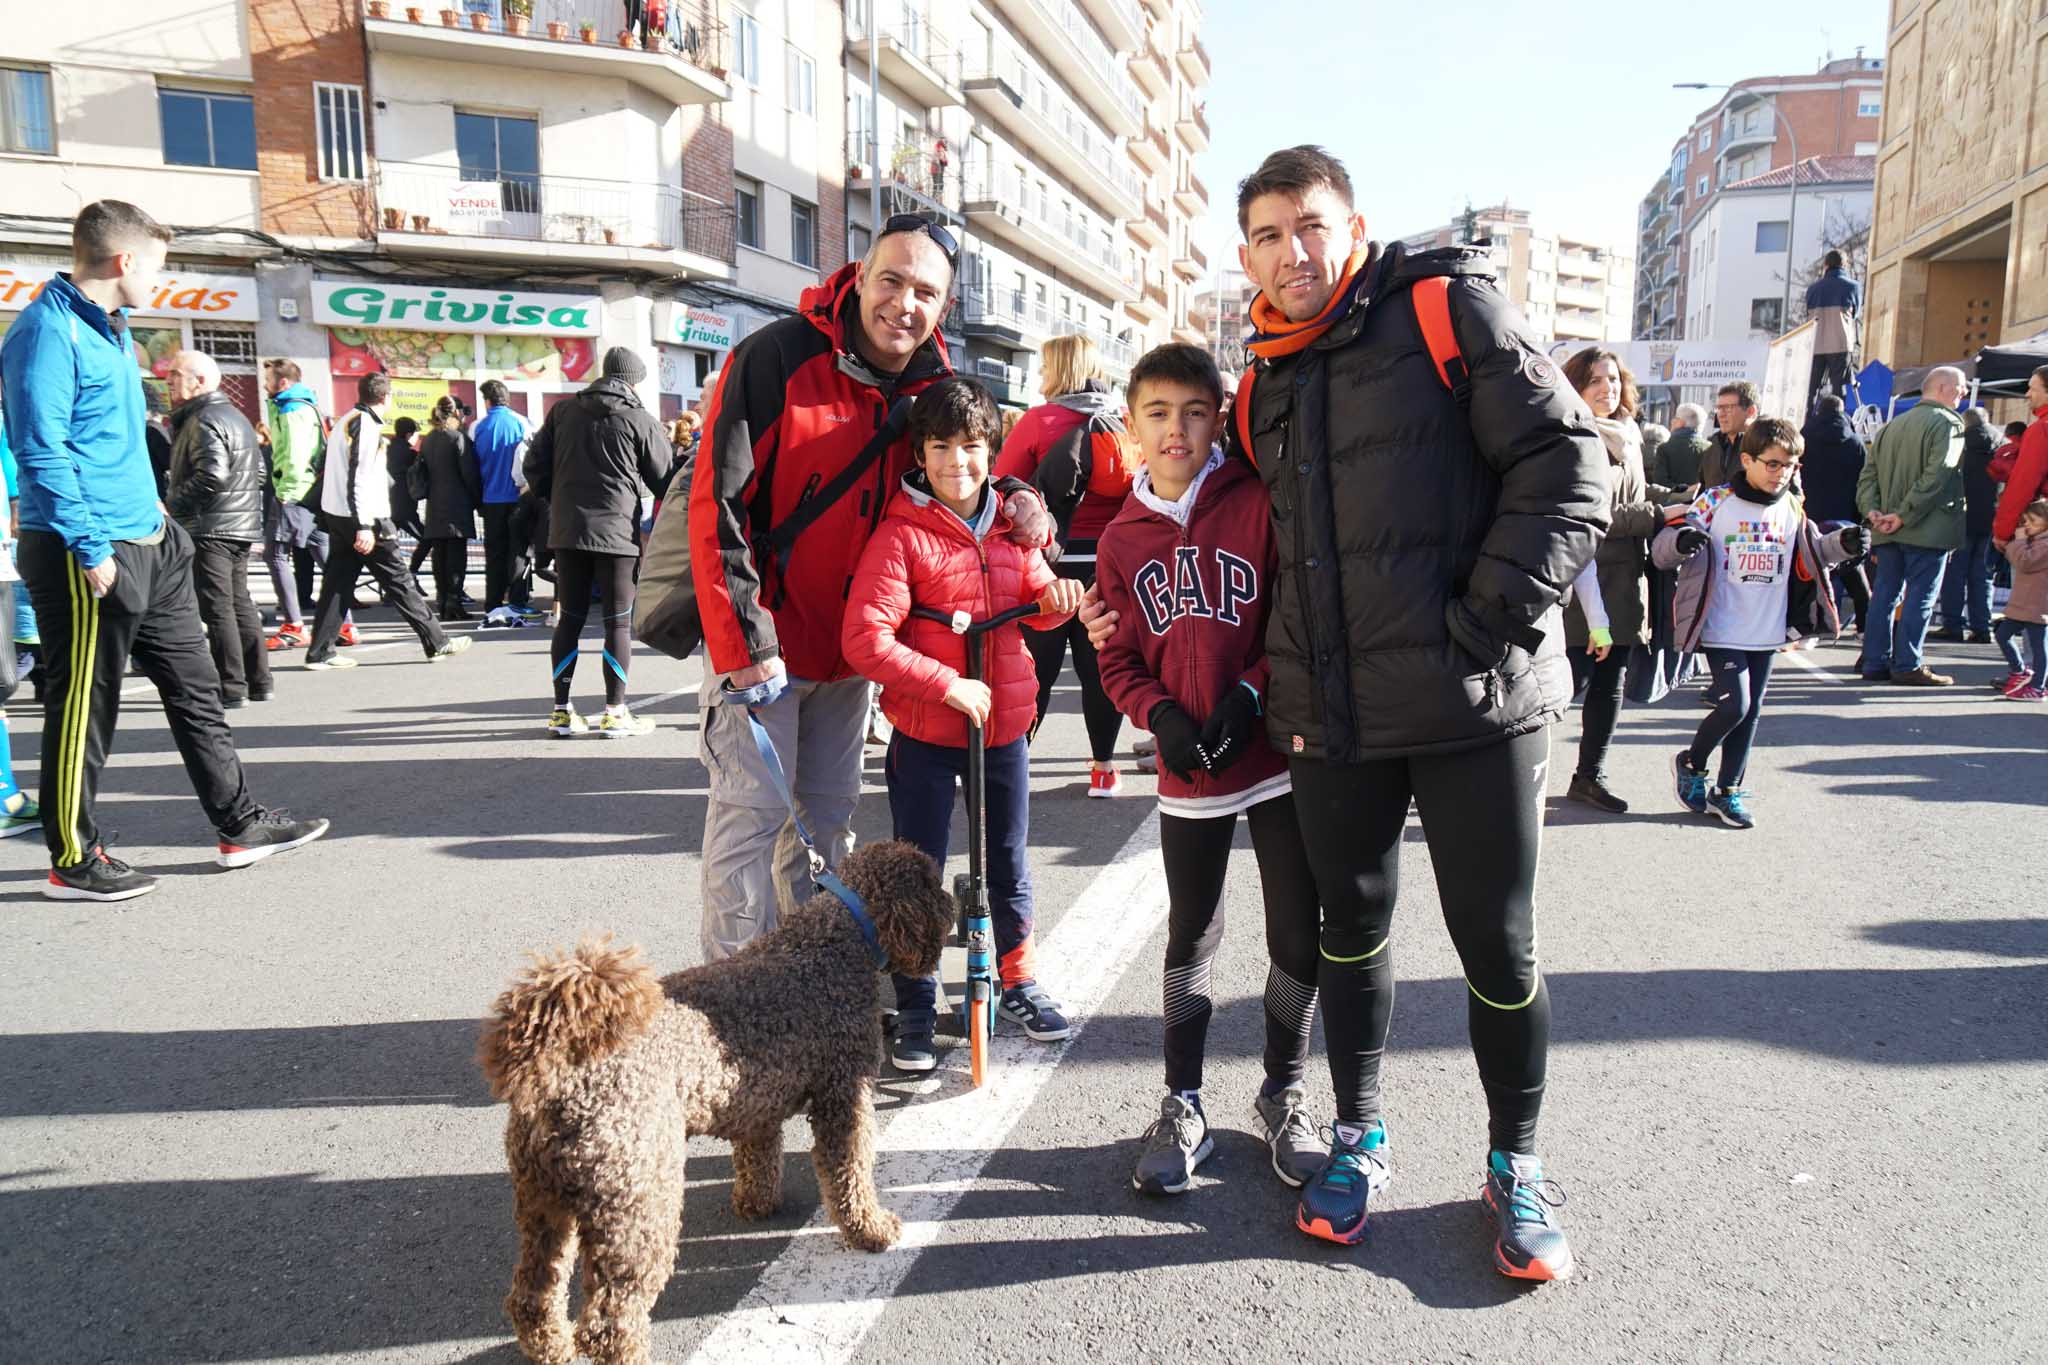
[
  {"left": 0, "top": 257, "right": 257, "bottom": 321},
  {"left": 313, "top": 281, "right": 602, "bottom": 336}
]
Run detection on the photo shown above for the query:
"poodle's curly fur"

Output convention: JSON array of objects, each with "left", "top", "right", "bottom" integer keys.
[{"left": 478, "top": 840, "right": 955, "bottom": 1365}]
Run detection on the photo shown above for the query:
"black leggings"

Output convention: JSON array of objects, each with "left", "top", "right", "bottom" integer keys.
[
  {"left": 1289, "top": 726, "right": 1551, "bottom": 1153},
  {"left": 1158, "top": 795, "right": 1322, "bottom": 1095},
  {"left": 1027, "top": 561, "right": 1123, "bottom": 763},
  {"left": 1567, "top": 645, "right": 1628, "bottom": 779},
  {"left": 1690, "top": 648, "right": 1775, "bottom": 789},
  {"left": 550, "top": 549, "right": 636, "bottom": 707},
  {"left": 428, "top": 538, "right": 466, "bottom": 611}
]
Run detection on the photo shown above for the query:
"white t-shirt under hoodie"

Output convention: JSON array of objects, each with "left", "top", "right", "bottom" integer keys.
[{"left": 1697, "top": 484, "right": 1801, "bottom": 651}]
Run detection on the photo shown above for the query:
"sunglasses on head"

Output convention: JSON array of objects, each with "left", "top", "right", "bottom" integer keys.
[{"left": 878, "top": 213, "right": 958, "bottom": 265}]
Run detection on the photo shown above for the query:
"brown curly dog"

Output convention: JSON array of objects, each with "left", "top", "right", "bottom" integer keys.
[{"left": 478, "top": 839, "right": 955, "bottom": 1365}]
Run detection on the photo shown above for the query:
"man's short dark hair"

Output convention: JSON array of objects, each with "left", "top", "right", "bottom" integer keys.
[
  {"left": 2032, "top": 364, "right": 2048, "bottom": 389},
  {"left": 358, "top": 372, "right": 392, "bottom": 406},
  {"left": 907, "top": 377, "right": 1001, "bottom": 451},
  {"left": 1718, "top": 380, "right": 1759, "bottom": 410},
  {"left": 1815, "top": 393, "right": 1845, "bottom": 418},
  {"left": 1236, "top": 145, "right": 1354, "bottom": 236},
  {"left": 1128, "top": 343, "right": 1224, "bottom": 410},
  {"left": 267, "top": 358, "right": 303, "bottom": 383},
  {"left": 480, "top": 379, "right": 509, "bottom": 407},
  {"left": 72, "top": 200, "right": 173, "bottom": 265},
  {"left": 1824, "top": 250, "right": 1844, "bottom": 270},
  {"left": 1741, "top": 416, "right": 1802, "bottom": 459}
]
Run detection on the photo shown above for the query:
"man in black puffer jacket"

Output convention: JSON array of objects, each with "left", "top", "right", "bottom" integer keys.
[
  {"left": 524, "top": 347, "right": 674, "bottom": 736},
  {"left": 165, "top": 350, "right": 272, "bottom": 706}
]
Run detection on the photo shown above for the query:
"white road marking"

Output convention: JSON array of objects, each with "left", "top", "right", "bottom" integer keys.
[
  {"left": 1779, "top": 648, "right": 1845, "bottom": 685},
  {"left": 686, "top": 816, "right": 1169, "bottom": 1365}
]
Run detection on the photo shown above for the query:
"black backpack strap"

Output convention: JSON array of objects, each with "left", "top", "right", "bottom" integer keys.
[{"left": 760, "top": 394, "right": 913, "bottom": 567}]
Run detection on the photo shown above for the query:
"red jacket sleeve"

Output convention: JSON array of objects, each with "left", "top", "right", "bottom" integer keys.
[
  {"left": 1994, "top": 421, "right": 2048, "bottom": 541},
  {"left": 1092, "top": 532, "right": 1173, "bottom": 726},
  {"left": 841, "top": 523, "right": 958, "bottom": 704},
  {"left": 688, "top": 336, "right": 787, "bottom": 674},
  {"left": 993, "top": 407, "right": 1050, "bottom": 483}
]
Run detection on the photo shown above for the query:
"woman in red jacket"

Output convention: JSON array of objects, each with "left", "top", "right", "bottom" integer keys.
[
  {"left": 996, "top": 334, "right": 1138, "bottom": 796},
  {"left": 843, "top": 378, "right": 1083, "bottom": 1073}
]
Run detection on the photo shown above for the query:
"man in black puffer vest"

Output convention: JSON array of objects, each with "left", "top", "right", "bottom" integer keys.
[{"left": 165, "top": 350, "right": 272, "bottom": 707}]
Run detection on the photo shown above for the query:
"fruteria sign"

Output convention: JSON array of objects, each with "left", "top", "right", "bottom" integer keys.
[
  {"left": 655, "top": 300, "right": 734, "bottom": 350},
  {"left": 313, "top": 281, "right": 602, "bottom": 336},
  {"left": 0, "top": 257, "right": 257, "bottom": 321}
]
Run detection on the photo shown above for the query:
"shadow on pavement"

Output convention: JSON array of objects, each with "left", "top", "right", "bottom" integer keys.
[{"left": 1860, "top": 917, "right": 2048, "bottom": 959}]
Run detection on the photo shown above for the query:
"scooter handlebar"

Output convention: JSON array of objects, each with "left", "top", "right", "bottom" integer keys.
[{"left": 908, "top": 602, "right": 1042, "bottom": 637}]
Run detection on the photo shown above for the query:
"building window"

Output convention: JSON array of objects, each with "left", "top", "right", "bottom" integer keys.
[
  {"left": 785, "top": 45, "right": 815, "bottom": 116},
  {"left": 1749, "top": 298, "right": 1782, "bottom": 334},
  {"left": 1697, "top": 125, "right": 1711, "bottom": 152},
  {"left": 848, "top": 223, "right": 871, "bottom": 260},
  {"left": 0, "top": 64, "right": 55, "bottom": 155},
  {"left": 313, "top": 83, "right": 365, "bottom": 182},
  {"left": 1696, "top": 174, "right": 1708, "bottom": 199},
  {"left": 733, "top": 9, "right": 761, "bottom": 85},
  {"left": 455, "top": 111, "right": 539, "bottom": 214},
  {"left": 734, "top": 176, "right": 762, "bottom": 250},
  {"left": 159, "top": 86, "right": 256, "bottom": 170},
  {"left": 1754, "top": 220, "right": 1789, "bottom": 253},
  {"left": 1858, "top": 94, "right": 1882, "bottom": 118},
  {"left": 790, "top": 198, "right": 816, "bottom": 268}
]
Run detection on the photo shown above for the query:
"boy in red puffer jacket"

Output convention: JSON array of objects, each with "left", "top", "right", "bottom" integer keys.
[
  {"left": 843, "top": 378, "right": 1085, "bottom": 1073},
  {"left": 1094, "top": 343, "right": 1330, "bottom": 1206}
]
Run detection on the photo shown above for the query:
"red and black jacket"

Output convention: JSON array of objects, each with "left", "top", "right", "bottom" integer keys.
[{"left": 687, "top": 262, "right": 952, "bottom": 681}]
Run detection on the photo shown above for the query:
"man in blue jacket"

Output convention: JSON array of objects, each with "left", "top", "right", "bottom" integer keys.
[
  {"left": 1804, "top": 250, "right": 1861, "bottom": 411},
  {"left": 470, "top": 380, "right": 538, "bottom": 617},
  {"left": 0, "top": 200, "right": 329, "bottom": 901}
]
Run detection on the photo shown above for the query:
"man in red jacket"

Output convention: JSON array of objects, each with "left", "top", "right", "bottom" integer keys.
[
  {"left": 687, "top": 216, "right": 1047, "bottom": 961},
  {"left": 1993, "top": 366, "right": 2048, "bottom": 549}
]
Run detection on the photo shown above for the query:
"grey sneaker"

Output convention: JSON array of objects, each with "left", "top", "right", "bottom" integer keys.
[
  {"left": 1252, "top": 1084, "right": 1329, "bottom": 1188},
  {"left": 1132, "top": 1093, "right": 1212, "bottom": 1196}
]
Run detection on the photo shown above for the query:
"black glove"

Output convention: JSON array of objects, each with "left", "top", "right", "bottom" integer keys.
[
  {"left": 1675, "top": 528, "right": 1709, "bottom": 556},
  {"left": 1147, "top": 701, "right": 1207, "bottom": 780},
  {"left": 1839, "top": 524, "right": 1868, "bottom": 556},
  {"left": 1198, "top": 682, "right": 1261, "bottom": 774}
]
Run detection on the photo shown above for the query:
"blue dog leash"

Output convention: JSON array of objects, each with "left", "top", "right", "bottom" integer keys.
[{"left": 728, "top": 678, "right": 888, "bottom": 968}]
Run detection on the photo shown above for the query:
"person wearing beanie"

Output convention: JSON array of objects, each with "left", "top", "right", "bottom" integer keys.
[{"left": 523, "top": 346, "right": 672, "bottom": 737}]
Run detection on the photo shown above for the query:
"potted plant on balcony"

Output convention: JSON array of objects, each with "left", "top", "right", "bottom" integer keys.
[
  {"left": 439, "top": 7, "right": 460, "bottom": 26},
  {"left": 468, "top": 9, "right": 490, "bottom": 30},
  {"left": 366, "top": 0, "right": 391, "bottom": 18},
  {"left": 578, "top": 18, "right": 595, "bottom": 41},
  {"left": 504, "top": 0, "right": 531, "bottom": 34},
  {"left": 405, "top": 4, "right": 425, "bottom": 19},
  {"left": 382, "top": 206, "right": 404, "bottom": 230}
]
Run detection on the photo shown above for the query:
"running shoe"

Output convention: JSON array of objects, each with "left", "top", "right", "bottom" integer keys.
[
  {"left": 44, "top": 846, "right": 157, "bottom": 902},
  {"left": 2005, "top": 685, "right": 2046, "bottom": 702},
  {"left": 1296, "top": 1120, "right": 1389, "bottom": 1245},
  {"left": 428, "top": 636, "right": 473, "bottom": 663},
  {"left": 1482, "top": 1149, "right": 1573, "bottom": 1282},
  {"left": 1133, "top": 1093, "right": 1212, "bottom": 1195},
  {"left": 1995, "top": 670, "right": 2032, "bottom": 694},
  {"left": 1565, "top": 772, "right": 1627, "bottom": 813},
  {"left": 1672, "top": 750, "right": 1710, "bottom": 815},
  {"left": 1705, "top": 785, "right": 1755, "bottom": 830},
  {"left": 549, "top": 706, "right": 589, "bottom": 738},
  {"left": 265, "top": 623, "right": 308, "bottom": 651},
  {"left": 0, "top": 794, "right": 41, "bottom": 840},
  {"left": 998, "top": 981, "right": 1072, "bottom": 1040},
  {"left": 1088, "top": 767, "right": 1122, "bottom": 798},
  {"left": 889, "top": 1009, "right": 938, "bottom": 1073},
  {"left": 1252, "top": 1083, "right": 1329, "bottom": 1188},
  {"left": 217, "top": 808, "right": 331, "bottom": 869},
  {"left": 338, "top": 623, "right": 360, "bottom": 647},
  {"left": 596, "top": 707, "right": 655, "bottom": 739},
  {"left": 304, "top": 653, "right": 357, "bottom": 670}
]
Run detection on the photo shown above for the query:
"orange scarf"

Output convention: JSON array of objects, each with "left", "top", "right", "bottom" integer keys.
[{"left": 1245, "top": 245, "right": 1372, "bottom": 360}]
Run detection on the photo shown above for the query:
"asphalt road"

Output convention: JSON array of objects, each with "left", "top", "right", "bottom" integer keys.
[{"left": 1, "top": 607, "right": 2042, "bottom": 1363}]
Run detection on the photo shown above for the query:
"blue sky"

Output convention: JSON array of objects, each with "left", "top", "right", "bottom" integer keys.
[{"left": 1192, "top": 0, "right": 1889, "bottom": 267}]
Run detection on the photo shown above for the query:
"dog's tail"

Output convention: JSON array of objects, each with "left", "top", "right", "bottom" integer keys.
[{"left": 478, "top": 936, "right": 665, "bottom": 1112}]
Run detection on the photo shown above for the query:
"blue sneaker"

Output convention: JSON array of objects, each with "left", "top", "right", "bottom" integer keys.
[
  {"left": 1672, "top": 750, "right": 1709, "bottom": 815},
  {"left": 1705, "top": 785, "right": 1755, "bottom": 829},
  {"left": 1483, "top": 1150, "right": 1573, "bottom": 1281},
  {"left": 1295, "top": 1120, "right": 1389, "bottom": 1244}
]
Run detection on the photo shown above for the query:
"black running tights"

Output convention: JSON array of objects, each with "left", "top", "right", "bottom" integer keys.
[
  {"left": 1689, "top": 648, "right": 1775, "bottom": 790},
  {"left": 1288, "top": 727, "right": 1551, "bottom": 1153},
  {"left": 1158, "top": 795, "right": 1321, "bottom": 1095},
  {"left": 1567, "top": 645, "right": 1628, "bottom": 780},
  {"left": 1026, "top": 564, "right": 1123, "bottom": 762},
  {"left": 550, "top": 549, "right": 636, "bottom": 707}
]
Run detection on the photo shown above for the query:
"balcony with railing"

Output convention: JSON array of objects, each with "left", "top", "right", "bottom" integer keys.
[
  {"left": 844, "top": 9, "right": 963, "bottom": 108},
  {"left": 847, "top": 131, "right": 960, "bottom": 220},
  {"left": 960, "top": 284, "right": 1055, "bottom": 345},
  {"left": 962, "top": 51, "right": 1143, "bottom": 218},
  {"left": 375, "top": 160, "right": 734, "bottom": 272},
  {"left": 1172, "top": 237, "right": 1206, "bottom": 280},
  {"left": 363, "top": 0, "right": 729, "bottom": 107},
  {"left": 1128, "top": 196, "right": 1169, "bottom": 248},
  {"left": 1131, "top": 118, "right": 1171, "bottom": 174},
  {"left": 1054, "top": 317, "right": 1135, "bottom": 376},
  {"left": 972, "top": 354, "right": 1035, "bottom": 405},
  {"left": 962, "top": 164, "right": 1128, "bottom": 301},
  {"left": 1129, "top": 24, "right": 1169, "bottom": 99},
  {"left": 1176, "top": 31, "right": 1210, "bottom": 86},
  {"left": 1175, "top": 100, "right": 1208, "bottom": 152},
  {"left": 1172, "top": 170, "right": 1205, "bottom": 216},
  {"left": 1125, "top": 263, "right": 1169, "bottom": 320},
  {"left": 1075, "top": 0, "right": 1143, "bottom": 51},
  {"left": 989, "top": 0, "right": 1143, "bottom": 136}
]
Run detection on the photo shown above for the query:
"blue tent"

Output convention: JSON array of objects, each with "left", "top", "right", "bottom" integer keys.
[{"left": 1853, "top": 360, "right": 1891, "bottom": 414}]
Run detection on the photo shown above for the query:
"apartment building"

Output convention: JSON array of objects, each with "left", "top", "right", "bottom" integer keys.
[
  {"left": 1401, "top": 206, "right": 1633, "bottom": 347},
  {"left": 1682, "top": 156, "right": 1873, "bottom": 343},
  {"left": 1634, "top": 55, "right": 1884, "bottom": 341},
  {"left": 1187, "top": 264, "right": 1250, "bottom": 376}
]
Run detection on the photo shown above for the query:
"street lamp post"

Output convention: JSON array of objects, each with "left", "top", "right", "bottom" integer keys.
[{"left": 1675, "top": 82, "right": 1801, "bottom": 336}]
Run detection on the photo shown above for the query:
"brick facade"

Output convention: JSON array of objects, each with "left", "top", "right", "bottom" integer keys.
[
  {"left": 812, "top": 0, "right": 847, "bottom": 276},
  {"left": 250, "top": 0, "right": 374, "bottom": 241}
]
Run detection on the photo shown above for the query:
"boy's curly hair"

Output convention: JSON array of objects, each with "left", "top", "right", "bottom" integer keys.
[
  {"left": 1741, "top": 416, "right": 1803, "bottom": 460},
  {"left": 907, "top": 377, "right": 1002, "bottom": 451}
]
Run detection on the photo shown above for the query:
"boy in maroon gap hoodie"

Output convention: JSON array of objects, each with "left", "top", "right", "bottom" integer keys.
[{"left": 1094, "top": 343, "right": 1329, "bottom": 1199}]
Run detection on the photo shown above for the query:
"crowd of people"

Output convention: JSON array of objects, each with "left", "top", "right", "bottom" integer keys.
[{"left": 4, "top": 150, "right": 2044, "bottom": 1290}]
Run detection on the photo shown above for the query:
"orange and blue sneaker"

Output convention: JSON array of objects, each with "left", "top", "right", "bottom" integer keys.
[
  {"left": 1482, "top": 1150, "right": 1573, "bottom": 1281},
  {"left": 1295, "top": 1120, "right": 1388, "bottom": 1244}
]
